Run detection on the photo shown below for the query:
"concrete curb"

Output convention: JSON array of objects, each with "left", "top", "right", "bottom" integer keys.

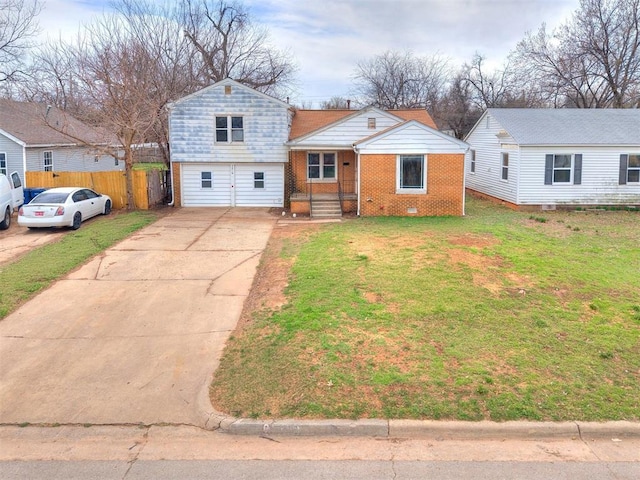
[{"left": 212, "top": 416, "right": 640, "bottom": 440}]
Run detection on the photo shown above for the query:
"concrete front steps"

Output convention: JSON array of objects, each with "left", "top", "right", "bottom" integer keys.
[{"left": 310, "top": 198, "right": 342, "bottom": 218}]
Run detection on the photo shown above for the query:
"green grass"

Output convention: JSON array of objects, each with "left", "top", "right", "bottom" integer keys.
[
  {"left": 211, "top": 197, "right": 640, "bottom": 421},
  {"left": 133, "top": 162, "right": 167, "bottom": 171},
  {"left": 0, "top": 211, "right": 157, "bottom": 319}
]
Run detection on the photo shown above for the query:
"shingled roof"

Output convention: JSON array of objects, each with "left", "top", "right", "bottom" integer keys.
[
  {"left": 486, "top": 108, "right": 640, "bottom": 146},
  {"left": 289, "top": 107, "right": 437, "bottom": 141},
  {"left": 0, "top": 99, "right": 109, "bottom": 146}
]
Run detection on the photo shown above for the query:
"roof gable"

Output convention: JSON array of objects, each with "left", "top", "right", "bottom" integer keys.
[
  {"left": 0, "top": 99, "right": 109, "bottom": 146},
  {"left": 288, "top": 106, "right": 438, "bottom": 147},
  {"left": 168, "top": 78, "right": 292, "bottom": 110},
  {"left": 484, "top": 108, "right": 640, "bottom": 146},
  {"left": 355, "top": 120, "right": 469, "bottom": 154}
]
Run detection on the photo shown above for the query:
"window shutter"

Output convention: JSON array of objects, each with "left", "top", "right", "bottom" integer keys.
[
  {"left": 573, "top": 154, "right": 582, "bottom": 185},
  {"left": 544, "top": 154, "right": 554, "bottom": 185},
  {"left": 619, "top": 154, "right": 628, "bottom": 185}
]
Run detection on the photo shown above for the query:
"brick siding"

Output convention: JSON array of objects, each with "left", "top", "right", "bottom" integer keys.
[
  {"left": 172, "top": 162, "right": 182, "bottom": 207},
  {"left": 360, "top": 154, "right": 464, "bottom": 216}
]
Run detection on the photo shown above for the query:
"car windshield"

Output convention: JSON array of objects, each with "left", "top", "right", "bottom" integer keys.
[{"left": 31, "top": 192, "right": 70, "bottom": 204}]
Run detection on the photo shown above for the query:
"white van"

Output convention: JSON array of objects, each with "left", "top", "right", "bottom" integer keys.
[{"left": 0, "top": 172, "right": 25, "bottom": 230}]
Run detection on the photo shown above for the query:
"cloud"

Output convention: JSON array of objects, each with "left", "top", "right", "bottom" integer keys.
[{"left": 247, "top": 0, "right": 579, "bottom": 104}]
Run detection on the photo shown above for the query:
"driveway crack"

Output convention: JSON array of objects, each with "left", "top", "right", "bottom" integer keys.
[{"left": 122, "top": 426, "right": 149, "bottom": 479}]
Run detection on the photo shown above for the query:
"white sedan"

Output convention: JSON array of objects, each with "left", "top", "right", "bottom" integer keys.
[{"left": 18, "top": 187, "right": 112, "bottom": 230}]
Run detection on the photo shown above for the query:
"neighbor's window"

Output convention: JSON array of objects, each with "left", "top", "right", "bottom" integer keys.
[
  {"left": 44, "top": 151, "right": 53, "bottom": 172},
  {"left": 254, "top": 171, "right": 264, "bottom": 189},
  {"left": 501, "top": 152, "right": 509, "bottom": 180},
  {"left": 397, "top": 154, "right": 425, "bottom": 192},
  {"left": 553, "top": 154, "right": 572, "bottom": 183},
  {"left": 470, "top": 149, "right": 476, "bottom": 173},
  {"left": 307, "top": 152, "right": 336, "bottom": 180},
  {"left": 215, "top": 116, "right": 244, "bottom": 143},
  {"left": 0, "top": 153, "right": 6, "bottom": 175},
  {"left": 627, "top": 154, "right": 640, "bottom": 183},
  {"left": 201, "top": 171, "right": 212, "bottom": 188}
]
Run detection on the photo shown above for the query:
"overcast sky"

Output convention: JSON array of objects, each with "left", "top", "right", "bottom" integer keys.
[{"left": 39, "top": 0, "right": 580, "bottom": 106}]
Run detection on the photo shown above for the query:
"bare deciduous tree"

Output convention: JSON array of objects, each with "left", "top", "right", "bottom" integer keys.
[
  {"left": 353, "top": 50, "right": 450, "bottom": 110},
  {"left": 0, "top": 0, "right": 42, "bottom": 83},
  {"left": 514, "top": 0, "right": 640, "bottom": 108},
  {"left": 181, "top": 0, "right": 296, "bottom": 96},
  {"left": 319, "top": 96, "right": 351, "bottom": 109}
]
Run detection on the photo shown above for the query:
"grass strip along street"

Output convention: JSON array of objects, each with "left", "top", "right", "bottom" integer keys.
[
  {"left": 0, "top": 211, "right": 157, "bottom": 319},
  {"left": 211, "top": 198, "right": 640, "bottom": 422}
]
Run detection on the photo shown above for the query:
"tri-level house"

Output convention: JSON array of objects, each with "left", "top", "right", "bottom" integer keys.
[
  {"left": 464, "top": 109, "right": 640, "bottom": 209},
  {"left": 168, "top": 79, "right": 470, "bottom": 216}
]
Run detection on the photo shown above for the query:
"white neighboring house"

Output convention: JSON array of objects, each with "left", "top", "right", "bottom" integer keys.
[
  {"left": 0, "top": 99, "right": 122, "bottom": 184},
  {"left": 168, "top": 78, "right": 292, "bottom": 207},
  {"left": 464, "top": 109, "right": 640, "bottom": 208}
]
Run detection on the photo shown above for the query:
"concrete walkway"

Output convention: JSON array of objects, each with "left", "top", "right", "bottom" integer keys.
[{"left": 0, "top": 208, "right": 275, "bottom": 428}]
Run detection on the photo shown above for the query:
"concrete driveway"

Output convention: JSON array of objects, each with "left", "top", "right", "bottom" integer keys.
[{"left": 0, "top": 208, "right": 275, "bottom": 428}]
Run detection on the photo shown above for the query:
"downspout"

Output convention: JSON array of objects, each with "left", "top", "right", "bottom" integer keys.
[
  {"left": 22, "top": 146, "right": 27, "bottom": 187},
  {"left": 167, "top": 106, "right": 175, "bottom": 206},
  {"left": 353, "top": 144, "right": 361, "bottom": 216},
  {"left": 462, "top": 147, "right": 469, "bottom": 216}
]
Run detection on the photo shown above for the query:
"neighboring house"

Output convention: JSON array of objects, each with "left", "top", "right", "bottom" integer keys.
[
  {"left": 0, "top": 99, "right": 122, "bottom": 183},
  {"left": 168, "top": 78, "right": 469, "bottom": 216},
  {"left": 168, "top": 78, "right": 292, "bottom": 207},
  {"left": 287, "top": 106, "right": 469, "bottom": 216},
  {"left": 465, "top": 109, "right": 640, "bottom": 209}
]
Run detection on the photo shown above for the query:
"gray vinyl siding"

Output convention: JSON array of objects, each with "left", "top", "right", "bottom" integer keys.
[
  {"left": 0, "top": 133, "right": 25, "bottom": 177},
  {"left": 25, "top": 147, "right": 121, "bottom": 172},
  {"left": 518, "top": 146, "right": 640, "bottom": 205},
  {"left": 169, "top": 84, "right": 290, "bottom": 164},
  {"left": 464, "top": 112, "right": 519, "bottom": 204}
]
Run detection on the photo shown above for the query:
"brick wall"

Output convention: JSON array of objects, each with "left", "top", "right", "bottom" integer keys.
[
  {"left": 360, "top": 154, "right": 464, "bottom": 216},
  {"left": 171, "top": 162, "right": 182, "bottom": 207}
]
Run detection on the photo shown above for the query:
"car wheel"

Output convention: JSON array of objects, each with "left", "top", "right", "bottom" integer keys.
[
  {"left": 71, "top": 211, "right": 82, "bottom": 230},
  {"left": 0, "top": 207, "right": 10, "bottom": 230},
  {"left": 103, "top": 200, "right": 112, "bottom": 215}
]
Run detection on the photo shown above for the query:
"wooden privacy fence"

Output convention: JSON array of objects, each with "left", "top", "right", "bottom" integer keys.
[{"left": 25, "top": 170, "right": 168, "bottom": 210}]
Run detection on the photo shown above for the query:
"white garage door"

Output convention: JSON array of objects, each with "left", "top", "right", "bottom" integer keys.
[{"left": 181, "top": 163, "right": 284, "bottom": 207}]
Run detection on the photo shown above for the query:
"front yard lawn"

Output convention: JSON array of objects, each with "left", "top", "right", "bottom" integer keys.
[{"left": 211, "top": 197, "right": 640, "bottom": 421}]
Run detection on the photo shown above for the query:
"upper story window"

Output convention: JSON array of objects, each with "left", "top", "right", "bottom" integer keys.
[
  {"left": 501, "top": 153, "right": 509, "bottom": 181},
  {"left": 620, "top": 154, "right": 640, "bottom": 184},
  {"left": 216, "top": 116, "right": 244, "bottom": 143},
  {"left": 44, "top": 151, "right": 53, "bottom": 172},
  {"left": 470, "top": 149, "right": 476, "bottom": 174},
  {"left": 397, "top": 154, "right": 426, "bottom": 193},
  {"left": 367, "top": 118, "right": 376, "bottom": 129},
  {"left": 0, "top": 153, "right": 6, "bottom": 175},
  {"left": 307, "top": 152, "right": 336, "bottom": 180}
]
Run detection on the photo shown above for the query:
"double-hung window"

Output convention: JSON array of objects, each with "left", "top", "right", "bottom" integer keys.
[
  {"left": 397, "top": 154, "right": 426, "bottom": 193},
  {"left": 216, "top": 116, "right": 243, "bottom": 143},
  {"left": 43, "top": 151, "right": 53, "bottom": 172},
  {"left": 307, "top": 152, "right": 336, "bottom": 180},
  {"left": 201, "top": 171, "right": 212, "bottom": 188},
  {"left": 254, "top": 172, "right": 264, "bottom": 189},
  {"left": 501, "top": 153, "right": 509, "bottom": 180},
  {"left": 470, "top": 149, "right": 476, "bottom": 173},
  {"left": 545, "top": 154, "right": 582, "bottom": 185},
  {"left": 0, "top": 153, "right": 6, "bottom": 175},
  {"left": 620, "top": 154, "right": 640, "bottom": 184}
]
